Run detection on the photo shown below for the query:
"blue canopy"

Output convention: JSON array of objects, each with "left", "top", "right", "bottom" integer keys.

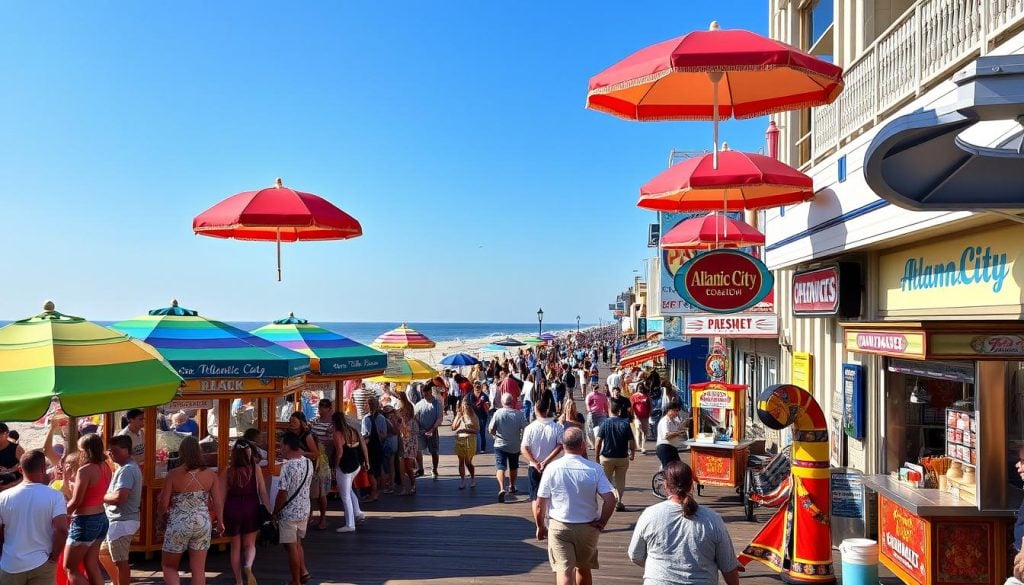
[{"left": 440, "top": 353, "right": 480, "bottom": 367}]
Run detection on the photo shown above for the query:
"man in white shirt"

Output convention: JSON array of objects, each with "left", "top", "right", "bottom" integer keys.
[
  {"left": 521, "top": 401, "right": 564, "bottom": 501},
  {"left": 606, "top": 367, "right": 622, "bottom": 397},
  {"left": 116, "top": 409, "right": 145, "bottom": 466},
  {"left": 0, "top": 450, "right": 69, "bottom": 585},
  {"left": 533, "top": 428, "right": 617, "bottom": 585}
]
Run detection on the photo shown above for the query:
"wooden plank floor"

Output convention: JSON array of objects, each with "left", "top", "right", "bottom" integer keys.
[{"left": 130, "top": 428, "right": 902, "bottom": 584}]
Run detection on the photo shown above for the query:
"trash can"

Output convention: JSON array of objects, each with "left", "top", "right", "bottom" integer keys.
[{"left": 839, "top": 538, "right": 878, "bottom": 585}]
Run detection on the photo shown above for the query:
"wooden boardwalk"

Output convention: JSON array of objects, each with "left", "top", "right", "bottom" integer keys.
[{"left": 129, "top": 424, "right": 902, "bottom": 584}]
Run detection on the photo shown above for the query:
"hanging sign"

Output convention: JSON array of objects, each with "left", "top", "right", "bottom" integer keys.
[
  {"left": 845, "top": 330, "right": 926, "bottom": 359},
  {"left": 792, "top": 263, "right": 862, "bottom": 317},
  {"left": 674, "top": 250, "right": 774, "bottom": 313},
  {"left": 684, "top": 314, "right": 778, "bottom": 338},
  {"left": 696, "top": 388, "right": 734, "bottom": 409}
]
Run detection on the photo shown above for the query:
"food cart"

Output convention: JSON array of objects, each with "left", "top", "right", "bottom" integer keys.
[
  {"left": 109, "top": 301, "right": 310, "bottom": 556},
  {"left": 685, "top": 381, "right": 755, "bottom": 495}
]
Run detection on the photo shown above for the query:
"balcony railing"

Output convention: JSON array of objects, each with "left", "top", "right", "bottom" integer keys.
[{"left": 808, "top": 0, "right": 1024, "bottom": 164}]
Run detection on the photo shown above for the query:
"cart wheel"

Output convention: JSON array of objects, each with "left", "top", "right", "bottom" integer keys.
[
  {"left": 743, "top": 467, "right": 755, "bottom": 521},
  {"left": 651, "top": 471, "right": 668, "bottom": 500}
]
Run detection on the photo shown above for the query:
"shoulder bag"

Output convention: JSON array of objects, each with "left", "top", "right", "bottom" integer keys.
[{"left": 258, "top": 459, "right": 310, "bottom": 546}]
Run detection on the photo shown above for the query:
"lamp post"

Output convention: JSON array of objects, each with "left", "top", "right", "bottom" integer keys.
[
  {"left": 576, "top": 315, "right": 581, "bottom": 332},
  {"left": 537, "top": 308, "right": 544, "bottom": 337}
]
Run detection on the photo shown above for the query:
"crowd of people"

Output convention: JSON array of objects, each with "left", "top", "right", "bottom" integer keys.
[{"left": 0, "top": 328, "right": 941, "bottom": 585}]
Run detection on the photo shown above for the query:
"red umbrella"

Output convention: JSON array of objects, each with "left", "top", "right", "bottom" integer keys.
[
  {"left": 661, "top": 213, "right": 765, "bottom": 250},
  {"left": 193, "top": 178, "right": 362, "bottom": 281},
  {"left": 587, "top": 22, "right": 844, "bottom": 167},
  {"left": 638, "top": 145, "right": 813, "bottom": 212}
]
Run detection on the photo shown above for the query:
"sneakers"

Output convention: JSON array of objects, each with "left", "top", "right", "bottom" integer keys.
[
  {"left": 615, "top": 502, "right": 627, "bottom": 512},
  {"left": 498, "top": 490, "right": 506, "bottom": 503},
  {"left": 335, "top": 526, "right": 356, "bottom": 533}
]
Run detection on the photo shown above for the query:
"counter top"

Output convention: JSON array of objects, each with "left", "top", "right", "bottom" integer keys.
[
  {"left": 863, "top": 475, "right": 1014, "bottom": 517},
  {"left": 684, "top": 438, "right": 756, "bottom": 451}
]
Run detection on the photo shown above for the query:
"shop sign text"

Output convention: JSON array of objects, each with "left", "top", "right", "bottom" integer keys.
[
  {"left": 674, "top": 250, "right": 773, "bottom": 313},
  {"left": 846, "top": 331, "right": 926, "bottom": 359},
  {"left": 793, "top": 267, "right": 838, "bottom": 314},
  {"left": 697, "top": 389, "right": 732, "bottom": 409},
  {"left": 684, "top": 314, "right": 778, "bottom": 338},
  {"left": 970, "top": 334, "right": 1024, "bottom": 355},
  {"left": 900, "top": 246, "right": 1008, "bottom": 293},
  {"left": 692, "top": 449, "right": 733, "bottom": 484}
]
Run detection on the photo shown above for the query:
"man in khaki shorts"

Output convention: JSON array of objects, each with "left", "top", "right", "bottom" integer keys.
[
  {"left": 533, "top": 427, "right": 616, "bottom": 585},
  {"left": 100, "top": 435, "right": 142, "bottom": 585}
]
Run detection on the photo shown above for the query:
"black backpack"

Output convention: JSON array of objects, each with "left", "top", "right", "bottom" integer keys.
[{"left": 564, "top": 370, "right": 576, "bottom": 387}]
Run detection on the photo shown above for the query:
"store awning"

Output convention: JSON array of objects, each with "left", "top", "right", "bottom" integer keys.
[{"left": 619, "top": 340, "right": 689, "bottom": 368}]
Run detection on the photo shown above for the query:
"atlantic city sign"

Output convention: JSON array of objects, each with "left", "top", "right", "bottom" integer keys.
[{"left": 674, "top": 250, "right": 773, "bottom": 314}]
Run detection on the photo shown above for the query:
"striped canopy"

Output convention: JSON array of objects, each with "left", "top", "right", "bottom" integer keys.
[
  {"left": 366, "top": 358, "right": 437, "bottom": 383},
  {"left": 251, "top": 314, "right": 386, "bottom": 378},
  {"left": 0, "top": 302, "right": 183, "bottom": 421},
  {"left": 111, "top": 301, "right": 310, "bottom": 379},
  {"left": 372, "top": 324, "right": 435, "bottom": 349}
]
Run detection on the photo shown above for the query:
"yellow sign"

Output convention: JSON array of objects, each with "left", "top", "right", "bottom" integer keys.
[
  {"left": 845, "top": 331, "right": 926, "bottom": 359},
  {"left": 792, "top": 352, "right": 813, "bottom": 393},
  {"left": 695, "top": 384, "right": 737, "bottom": 410},
  {"left": 879, "top": 224, "right": 1024, "bottom": 317}
]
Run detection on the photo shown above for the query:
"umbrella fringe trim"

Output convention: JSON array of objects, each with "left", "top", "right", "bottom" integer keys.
[
  {"left": 588, "top": 63, "right": 842, "bottom": 97},
  {"left": 641, "top": 184, "right": 813, "bottom": 197}
]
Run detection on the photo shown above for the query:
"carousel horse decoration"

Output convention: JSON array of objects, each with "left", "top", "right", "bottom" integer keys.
[{"left": 739, "top": 384, "right": 834, "bottom": 583}]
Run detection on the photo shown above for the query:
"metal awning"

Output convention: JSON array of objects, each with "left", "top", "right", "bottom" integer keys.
[
  {"left": 864, "top": 55, "right": 1024, "bottom": 210},
  {"left": 619, "top": 340, "right": 690, "bottom": 368}
]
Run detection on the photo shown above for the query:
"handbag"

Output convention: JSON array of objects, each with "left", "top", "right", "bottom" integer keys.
[
  {"left": 353, "top": 467, "right": 370, "bottom": 490},
  {"left": 258, "top": 459, "right": 310, "bottom": 546}
]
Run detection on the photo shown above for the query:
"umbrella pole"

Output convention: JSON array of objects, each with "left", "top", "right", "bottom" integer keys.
[
  {"left": 276, "top": 228, "right": 282, "bottom": 282},
  {"left": 709, "top": 72, "right": 723, "bottom": 170}
]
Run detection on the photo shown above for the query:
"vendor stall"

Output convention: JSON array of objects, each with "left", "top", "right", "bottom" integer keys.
[
  {"left": 110, "top": 301, "right": 310, "bottom": 556},
  {"left": 251, "top": 313, "right": 387, "bottom": 420},
  {"left": 685, "top": 381, "right": 754, "bottom": 493}
]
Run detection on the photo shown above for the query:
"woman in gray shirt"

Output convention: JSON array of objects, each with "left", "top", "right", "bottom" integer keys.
[{"left": 628, "top": 461, "right": 742, "bottom": 585}]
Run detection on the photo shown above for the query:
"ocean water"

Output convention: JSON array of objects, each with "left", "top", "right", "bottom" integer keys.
[{"left": 0, "top": 320, "right": 588, "bottom": 345}]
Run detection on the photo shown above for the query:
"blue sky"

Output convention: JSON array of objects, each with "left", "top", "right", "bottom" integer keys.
[{"left": 0, "top": 1, "right": 770, "bottom": 323}]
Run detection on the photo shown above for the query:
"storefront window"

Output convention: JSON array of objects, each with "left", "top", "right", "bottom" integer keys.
[
  {"left": 1006, "top": 361, "right": 1024, "bottom": 490},
  {"left": 884, "top": 359, "right": 975, "bottom": 474}
]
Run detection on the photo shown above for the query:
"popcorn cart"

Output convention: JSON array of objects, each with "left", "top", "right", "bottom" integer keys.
[{"left": 685, "top": 381, "right": 755, "bottom": 495}]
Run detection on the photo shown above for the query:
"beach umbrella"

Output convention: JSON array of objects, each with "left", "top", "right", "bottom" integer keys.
[
  {"left": 540, "top": 333, "right": 557, "bottom": 342},
  {"left": 586, "top": 21, "right": 844, "bottom": 167},
  {"left": 439, "top": 353, "right": 480, "bottom": 367},
  {"left": 111, "top": 300, "right": 310, "bottom": 379},
  {"left": 372, "top": 324, "right": 436, "bottom": 349},
  {"left": 366, "top": 358, "right": 438, "bottom": 383},
  {"left": 0, "top": 301, "right": 183, "bottom": 421},
  {"left": 251, "top": 313, "right": 386, "bottom": 379},
  {"left": 660, "top": 213, "right": 765, "bottom": 249},
  {"left": 638, "top": 145, "right": 813, "bottom": 212},
  {"left": 192, "top": 178, "right": 363, "bottom": 281},
  {"left": 493, "top": 337, "right": 526, "bottom": 347},
  {"left": 519, "top": 336, "right": 544, "bottom": 345}
]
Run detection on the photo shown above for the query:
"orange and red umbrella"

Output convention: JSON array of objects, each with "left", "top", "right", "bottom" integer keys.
[
  {"left": 660, "top": 213, "right": 765, "bottom": 250},
  {"left": 372, "top": 324, "right": 436, "bottom": 350},
  {"left": 587, "top": 21, "right": 844, "bottom": 168},
  {"left": 193, "top": 178, "right": 362, "bottom": 281},
  {"left": 638, "top": 145, "right": 813, "bottom": 212}
]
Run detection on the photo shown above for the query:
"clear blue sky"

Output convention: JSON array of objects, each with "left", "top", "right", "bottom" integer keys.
[{"left": 0, "top": 1, "right": 770, "bottom": 324}]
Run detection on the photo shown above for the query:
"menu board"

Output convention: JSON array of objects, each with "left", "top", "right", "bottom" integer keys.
[{"left": 830, "top": 468, "right": 865, "bottom": 546}]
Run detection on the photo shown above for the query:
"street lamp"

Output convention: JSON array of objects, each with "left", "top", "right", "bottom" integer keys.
[
  {"left": 576, "top": 315, "right": 581, "bottom": 332},
  {"left": 537, "top": 308, "right": 544, "bottom": 336}
]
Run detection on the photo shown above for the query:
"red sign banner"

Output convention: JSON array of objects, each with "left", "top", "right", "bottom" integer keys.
[
  {"left": 793, "top": 266, "right": 839, "bottom": 314},
  {"left": 692, "top": 449, "right": 733, "bottom": 485},
  {"left": 674, "top": 250, "right": 773, "bottom": 313},
  {"left": 879, "top": 496, "right": 928, "bottom": 585}
]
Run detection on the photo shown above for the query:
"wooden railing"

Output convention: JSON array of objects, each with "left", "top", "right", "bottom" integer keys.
[{"left": 808, "top": 0, "right": 1024, "bottom": 162}]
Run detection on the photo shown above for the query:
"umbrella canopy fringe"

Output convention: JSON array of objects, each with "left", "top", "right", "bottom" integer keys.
[{"left": 588, "top": 63, "right": 841, "bottom": 98}]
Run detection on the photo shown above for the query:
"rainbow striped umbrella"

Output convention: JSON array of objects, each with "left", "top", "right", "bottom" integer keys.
[
  {"left": 251, "top": 314, "right": 386, "bottom": 378},
  {"left": 111, "top": 300, "right": 310, "bottom": 379},
  {"left": 366, "top": 358, "right": 437, "bottom": 383},
  {"left": 0, "top": 302, "right": 183, "bottom": 421},
  {"left": 372, "top": 324, "right": 436, "bottom": 349}
]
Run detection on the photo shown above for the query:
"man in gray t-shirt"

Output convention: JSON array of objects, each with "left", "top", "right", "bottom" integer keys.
[
  {"left": 488, "top": 393, "right": 528, "bottom": 501},
  {"left": 414, "top": 387, "right": 443, "bottom": 478},
  {"left": 101, "top": 434, "right": 143, "bottom": 585}
]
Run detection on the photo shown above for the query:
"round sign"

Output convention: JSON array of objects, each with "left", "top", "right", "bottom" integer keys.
[{"left": 674, "top": 250, "right": 774, "bottom": 313}]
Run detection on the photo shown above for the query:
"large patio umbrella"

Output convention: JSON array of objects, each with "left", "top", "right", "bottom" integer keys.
[
  {"left": 519, "top": 336, "right": 544, "bottom": 345},
  {"left": 251, "top": 313, "right": 386, "bottom": 379},
  {"left": 439, "top": 353, "right": 480, "bottom": 367},
  {"left": 540, "top": 332, "right": 558, "bottom": 342},
  {"left": 372, "top": 324, "right": 436, "bottom": 350},
  {"left": 638, "top": 145, "right": 813, "bottom": 212},
  {"left": 0, "top": 302, "right": 183, "bottom": 421},
  {"left": 366, "top": 358, "right": 438, "bottom": 383},
  {"left": 660, "top": 213, "right": 765, "bottom": 249},
  {"left": 111, "top": 300, "right": 310, "bottom": 379},
  {"left": 586, "top": 21, "right": 844, "bottom": 167},
  {"left": 192, "top": 178, "right": 363, "bottom": 281}
]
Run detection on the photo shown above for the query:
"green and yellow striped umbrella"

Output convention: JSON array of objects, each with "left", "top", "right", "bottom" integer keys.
[
  {"left": 366, "top": 358, "right": 438, "bottom": 383},
  {"left": 0, "top": 302, "right": 183, "bottom": 421}
]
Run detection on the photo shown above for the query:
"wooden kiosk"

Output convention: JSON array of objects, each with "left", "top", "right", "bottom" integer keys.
[
  {"left": 107, "top": 302, "right": 312, "bottom": 556},
  {"left": 685, "top": 381, "right": 755, "bottom": 493}
]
